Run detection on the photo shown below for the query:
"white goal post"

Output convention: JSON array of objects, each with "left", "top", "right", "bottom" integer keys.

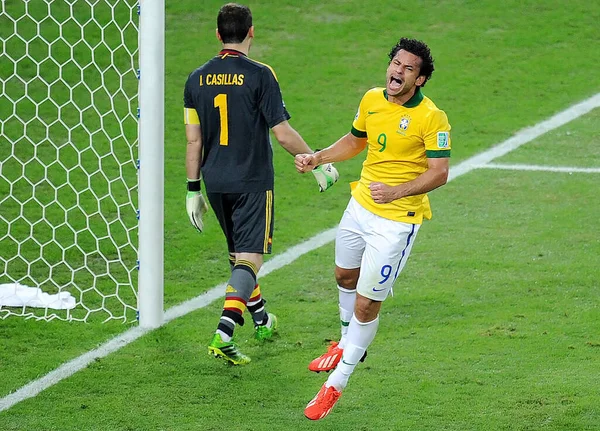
[
  {"left": 0, "top": 0, "right": 164, "bottom": 327},
  {"left": 137, "top": 0, "right": 164, "bottom": 328}
]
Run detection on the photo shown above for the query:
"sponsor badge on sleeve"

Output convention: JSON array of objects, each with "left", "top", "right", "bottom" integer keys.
[{"left": 437, "top": 131, "right": 450, "bottom": 149}]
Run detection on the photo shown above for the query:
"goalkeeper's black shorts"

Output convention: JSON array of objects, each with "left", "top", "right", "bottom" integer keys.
[{"left": 207, "top": 190, "right": 274, "bottom": 254}]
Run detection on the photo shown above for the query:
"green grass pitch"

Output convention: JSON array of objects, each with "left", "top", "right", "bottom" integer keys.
[{"left": 1, "top": 0, "right": 600, "bottom": 430}]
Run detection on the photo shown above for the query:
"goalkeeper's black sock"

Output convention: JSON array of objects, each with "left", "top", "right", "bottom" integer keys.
[
  {"left": 216, "top": 260, "right": 258, "bottom": 341},
  {"left": 247, "top": 284, "right": 268, "bottom": 326}
]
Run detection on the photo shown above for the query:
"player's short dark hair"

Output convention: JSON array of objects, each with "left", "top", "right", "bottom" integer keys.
[
  {"left": 388, "top": 38, "right": 435, "bottom": 87},
  {"left": 217, "top": 3, "right": 252, "bottom": 44}
]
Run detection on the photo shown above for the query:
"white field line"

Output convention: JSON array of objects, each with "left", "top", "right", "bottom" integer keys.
[
  {"left": 1, "top": 92, "right": 599, "bottom": 413},
  {"left": 477, "top": 163, "right": 600, "bottom": 173},
  {"left": 447, "top": 92, "right": 600, "bottom": 181}
]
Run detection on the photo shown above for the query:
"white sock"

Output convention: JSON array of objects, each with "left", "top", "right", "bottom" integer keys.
[
  {"left": 264, "top": 313, "right": 272, "bottom": 328},
  {"left": 326, "top": 314, "right": 379, "bottom": 391},
  {"left": 337, "top": 286, "right": 356, "bottom": 349},
  {"left": 217, "top": 329, "right": 231, "bottom": 342}
]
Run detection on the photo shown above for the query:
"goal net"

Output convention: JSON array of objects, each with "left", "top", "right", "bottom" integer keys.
[{"left": 0, "top": 0, "right": 142, "bottom": 322}]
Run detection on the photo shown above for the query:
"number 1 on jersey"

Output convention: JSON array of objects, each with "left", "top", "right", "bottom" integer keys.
[{"left": 214, "top": 93, "right": 229, "bottom": 146}]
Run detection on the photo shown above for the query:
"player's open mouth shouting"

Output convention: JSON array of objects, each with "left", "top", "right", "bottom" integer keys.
[{"left": 388, "top": 75, "right": 404, "bottom": 94}]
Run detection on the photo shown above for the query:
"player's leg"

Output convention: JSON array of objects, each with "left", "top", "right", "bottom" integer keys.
[
  {"left": 307, "top": 266, "right": 366, "bottom": 373},
  {"left": 207, "top": 192, "right": 273, "bottom": 363},
  {"left": 227, "top": 251, "right": 271, "bottom": 335},
  {"left": 232, "top": 190, "right": 278, "bottom": 341},
  {"left": 329, "top": 219, "right": 420, "bottom": 387},
  {"left": 308, "top": 198, "right": 364, "bottom": 373},
  {"left": 204, "top": 193, "right": 252, "bottom": 364},
  {"left": 247, "top": 283, "right": 267, "bottom": 327},
  {"left": 335, "top": 266, "right": 359, "bottom": 349},
  {"left": 324, "top": 294, "right": 381, "bottom": 393},
  {"left": 306, "top": 203, "right": 420, "bottom": 419},
  {"left": 235, "top": 253, "right": 277, "bottom": 341},
  {"left": 328, "top": 220, "right": 420, "bottom": 388}
]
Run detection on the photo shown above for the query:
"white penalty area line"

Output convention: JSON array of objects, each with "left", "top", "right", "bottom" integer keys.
[
  {"left": 447, "top": 92, "right": 600, "bottom": 181},
  {"left": 1, "top": 92, "right": 600, "bottom": 413},
  {"left": 476, "top": 162, "right": 600, "bottom": 174}
]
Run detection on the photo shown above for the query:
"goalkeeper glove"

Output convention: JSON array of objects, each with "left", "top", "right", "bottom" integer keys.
[
  {"left": 186, "top": 179, "right": 208, "bottom": 233},
  {"left": 312, "top": 163, "right": 339, "bottom": 192}
]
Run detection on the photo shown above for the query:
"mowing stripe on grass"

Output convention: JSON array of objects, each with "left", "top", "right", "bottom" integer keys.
[
  {"left": 478, "top": 163, "right": 600, "bottom": 174},
  {"left": 1, "top": 92, "right": 599, "bottom": 413}
]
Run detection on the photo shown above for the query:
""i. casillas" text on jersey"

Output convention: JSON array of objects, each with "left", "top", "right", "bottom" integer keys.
[{"left": 200, "top": 73, "right": 245, "bottom": 86}]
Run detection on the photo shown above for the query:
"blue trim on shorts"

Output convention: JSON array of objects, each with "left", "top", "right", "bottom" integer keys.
[{"left": 394, "top": 223, "right": 416, "bottom": 280}]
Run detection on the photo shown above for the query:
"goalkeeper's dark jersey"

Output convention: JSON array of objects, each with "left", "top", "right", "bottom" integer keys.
[{"left": 184, "top": 49, "right": 290, "bottom": 193}]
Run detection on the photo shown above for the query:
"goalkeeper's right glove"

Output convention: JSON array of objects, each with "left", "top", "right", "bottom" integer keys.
[
  {"left": 186, "top": 179, "right": 208, "bottom": 233},
  {"left": 312, "top": 163, "right": 339, "bottom": 192}
]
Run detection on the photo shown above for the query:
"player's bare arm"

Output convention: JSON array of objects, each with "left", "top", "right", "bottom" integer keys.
[
  {"left": 185, "top": 123, "right": 202, "bottom": 179},
  {"left": 185, "top": 123, "right": 208, "bottom": 232},
  {"left": 271, "top": 120, "right": 313, "bottom": 156},
  {"left": 369, "top": 157, "right": 449, "bottom": 204},
  {"left": 295, "top": 133, "right": 367, "bottom": 173},
  {"left": 272, "top": 121, "right": 341, "bottom": 192}
]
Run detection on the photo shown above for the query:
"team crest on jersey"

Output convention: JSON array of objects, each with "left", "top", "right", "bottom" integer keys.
[
  {"left": 396, "top": 115, "right": 411, "bottom": 135},
  {"left": 437, "top": 131, "right": 450, "bottom": 148},
  {"left": 399, "top": 116, "right": 411, "bottom": 130}
]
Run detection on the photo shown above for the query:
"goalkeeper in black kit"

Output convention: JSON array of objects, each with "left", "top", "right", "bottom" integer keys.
[{"left": 183, "top": 2, "right": 339, "bottom": 364}]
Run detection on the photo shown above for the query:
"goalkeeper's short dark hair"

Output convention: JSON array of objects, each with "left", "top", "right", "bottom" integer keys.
[
  {"left": 217, "top": 3, "right": 252, "bottom": 44},
  {"left": 388, "top": 38, "right": 435, "bottom": 87}
]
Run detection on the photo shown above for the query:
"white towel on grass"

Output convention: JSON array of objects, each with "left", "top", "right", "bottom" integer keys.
[{"left": 0, "top": 283, "right": 76, "bottom": 310}]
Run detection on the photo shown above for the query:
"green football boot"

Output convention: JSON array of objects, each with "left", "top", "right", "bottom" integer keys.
[
  {"left": 254, "top": 313, "right": 278, "bottom": 341},
  {"left": 208, "top": 333, "right": 251, "bottom": 365}
]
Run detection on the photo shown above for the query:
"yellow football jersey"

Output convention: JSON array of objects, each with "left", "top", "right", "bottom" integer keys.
[{"left": 351, "top": 87, "right": 451, "bottom": 223}]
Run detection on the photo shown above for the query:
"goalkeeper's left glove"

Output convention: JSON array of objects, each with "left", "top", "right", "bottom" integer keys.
[
  {"left": 186, "top": 179, "right": 208, "bottom": 233},
  {"left": 312, "top": 163, "right": 339, "bottom": 192}
]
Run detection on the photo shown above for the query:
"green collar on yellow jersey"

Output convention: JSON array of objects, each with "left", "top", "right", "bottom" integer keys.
[{"left": 383, "top": 87, "right": 424, "bottom": 108}]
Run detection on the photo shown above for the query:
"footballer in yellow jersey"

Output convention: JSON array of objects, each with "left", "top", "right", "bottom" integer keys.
[
  {"left": 298, "top": 38, "right": 452, "bottom": 422},
  {"left": 351, "top": 86, "right": 451, "bottom": 223}
]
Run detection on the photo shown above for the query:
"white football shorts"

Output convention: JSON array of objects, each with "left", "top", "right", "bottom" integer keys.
[{"left": 335, "top": 197, "right": 421, "bottom": 301}]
